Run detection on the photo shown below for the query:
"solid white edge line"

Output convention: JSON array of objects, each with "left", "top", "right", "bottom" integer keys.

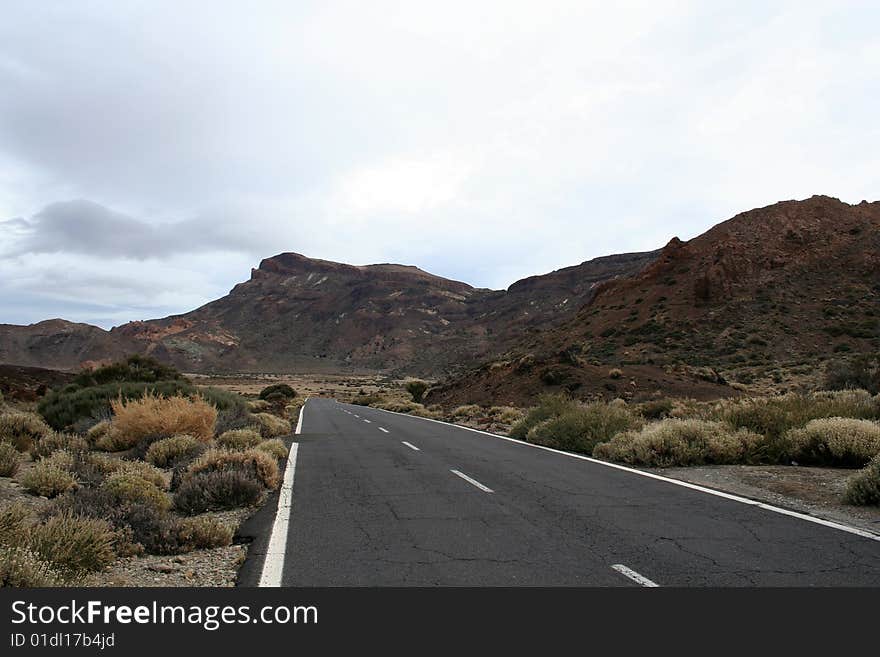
[
  {"left": 612, "top": 564, "right": 659, "bottom": 587},
  {"left": 259, "top": 397, "right": 307, "bottom": 587},
  {"left": 358, "top": 404, "right": 880, "bottom": 542},
  {"left": 450, "top": 469, "right": 494, "bottom": 493},
  {"left": 379, "top": 427, "right": 390, "bottom": 433},
  {"left": 401, "top": 440, "right": 420, "bottom": 451}
]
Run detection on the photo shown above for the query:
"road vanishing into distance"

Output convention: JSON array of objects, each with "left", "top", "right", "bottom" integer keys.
[{"left": 255, "top": 397, "right": 880, "bottom": 587}]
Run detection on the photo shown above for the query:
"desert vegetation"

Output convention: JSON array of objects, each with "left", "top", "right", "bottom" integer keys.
[{"left": 0, "top": 357, "right": 300, "bottom": 587}]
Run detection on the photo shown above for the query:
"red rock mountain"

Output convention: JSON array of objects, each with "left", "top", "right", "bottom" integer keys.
[{"left": 426, "top": 195, "right": 880, "bottom": 406}]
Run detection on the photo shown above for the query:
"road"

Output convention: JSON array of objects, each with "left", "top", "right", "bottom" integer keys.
[{"left": 260, "top": 397, "right": 880, "bottom": 586}]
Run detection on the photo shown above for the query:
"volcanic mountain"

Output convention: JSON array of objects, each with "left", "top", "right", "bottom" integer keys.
[
  {"left": 0, "top": 250, "right": 657, "bottom": 375},
  {"left": 426, "top": 195, "right": 880, "bottom": 406}
]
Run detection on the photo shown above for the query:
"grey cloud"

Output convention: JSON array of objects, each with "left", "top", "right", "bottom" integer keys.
[{"left": 4, "top": 199, "right": 271, "bottom": 259}]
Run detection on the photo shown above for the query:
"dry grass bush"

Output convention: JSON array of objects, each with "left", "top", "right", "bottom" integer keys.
[
  {"left": 488, "top": 406, "right": 525, "bottom": 425},
  {"left": 526, "top": 402, "right": 638, "bottom": 455},
  {"left": 248, "top": 400, "right": 271, "bottom": 412},
  {"left": 843, "top": 454, "right": 880, "bottom": 506},
  {"left": 510, "top": 394, "right": 579, "bottom": 439},
  {"left": 116, "top": 461, "right": 167, "bottom": 488},
  {"left": 638, "top": 398, "right": 675, "bottom": 420},
  {"left": 608, "top": 368, "right": 623, "bottom": 379},
  {"left": 174, "top": 470, "right": 264, "bottom": 515},
  {"left": 376, "top": 400, "right": 422, "bottom": 413},
  {"left": 185, "top": 448, "right": 280, "bottom": 489},
  {"left": 252, "top": 412, "right": 291, "bottom": 438},
  {"left": 451, "top": 404, "right": 482, "bottom": 419},
  {"left": 593, "top": 419, "right": 765, "bottom": 467},
  {"left": 27, "top": 513, "right": 116, "bottom": 576},
  {"left": 19, "top": 451, "right": 78, "bottom": 497},
  {"left": 145, "top": 434, "right": 202, "bottom": 468},
  {"left": 0, "top": 443, "right": 21, "bottom": 477},
  {"left": 0, "top": 504, "right": 32, "bottom": 546},
  {"left": 101, "top": 473, "right": 171, "bottom": 512},
  {"left": 0, "top": 411, "right": 53, "bottom": 452},
  {"left": 31, "top": 432, "right": 88, "bottom": 460},
  {"left": 174, "top": 516, "right": 234, "bottom": 550},
  {"left": 216, "top": 428, "right": 263, "bottom": 451},
  {"left": 786, "top": 417, "right": 880, "bottom": 467},
  {"left": 86, "top": 419, "right": 111, "bottom": 444},
  {"left": 103, "top": 394, "right": 217, "bottom": 451},
  {"left": 256, "top": 438, "right": 288, "bottom": 459},
  {"left": 0, "top": 545, "right": 64, "bottom": 587}
]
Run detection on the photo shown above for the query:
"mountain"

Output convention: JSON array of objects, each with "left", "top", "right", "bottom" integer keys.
[
  {"left": 426, "top": 195, "right": 880, "bottom": 406},
  {"left": 0, "top": 250, "right": 657, "bottom": 375}
]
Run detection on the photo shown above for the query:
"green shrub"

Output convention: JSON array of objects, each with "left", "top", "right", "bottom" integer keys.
[
  {"left": 0, "top": 546, "right": 64, "bottom": 587},
  {"left": 525, "top": 402, "right": 637, "bottom": 454},
  {"left": 0, "top": 412, "right": 53, "bottom": 452},
  {"left": 174, "top": 516, "right": 234, "bottom": 550},
  {"left": 843, "top": 455, "right": 880, "bottom": 506},
  {"left": 593, "top": 419, "right": 765, "bottom": 467},
  {"left": 509, "top": 394, "right": 578, "bottom": 439},
  {"left": 0, "top": 443, "right": 21, "bottom": 477},
  {"left": 19, "top": 452, "right": 78, "bottom": 497},
  {"left": 258, "top": 384, "right": 297, "bottom": 401},
  {"left": 256, "top": 439, "right": 288, "bottom": 459},
  {"left": 216, "top": 428, "right": 263, "bottom": 451},
  {"left": 27, "top": 513, "right": 116, "bottom": 576},
  {"left": 185, "top": 448, "right": 280, "bottom": 489},
  {"left": 786, "top": 417, "right": 880, "bottom": 467},
  {"left": 174, "top": 470, "right": 264, "bottom": 515},
  {"left": 101, "top": 473, "right": 171, "bottom": 512},
  {"left": 197, "top": 387, "right": 250, "bottom": 413},
  {"left": 74, "top": 355, "right": 182, "bottom": 387},
  {"left": 824, "top": 354, "right": 880, "bottom": 395},
  {"left": 405, "top": 380, "right": 429, "bottom": 404},
  {"left": 252, "top": 413, "right": 291, "bottom": 438},
  {"left": 31, "top": 432, "right": 88, "bottom": 460},
  {"left": 145, "top": 434, "right": 202, "bottom": 468}
]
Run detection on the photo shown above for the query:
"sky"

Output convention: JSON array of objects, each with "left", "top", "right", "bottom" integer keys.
[{"left": 1, "top": 0, "right": 878, "bottom": 328}]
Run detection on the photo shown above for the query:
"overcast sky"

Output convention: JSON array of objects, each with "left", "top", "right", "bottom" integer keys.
[{"left": 1, "top": 1, "right": 878, "bottom": 328}]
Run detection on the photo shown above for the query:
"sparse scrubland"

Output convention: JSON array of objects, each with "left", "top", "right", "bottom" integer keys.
[{"left": 0, "top": 357, "right": 299, "bottom": 587}]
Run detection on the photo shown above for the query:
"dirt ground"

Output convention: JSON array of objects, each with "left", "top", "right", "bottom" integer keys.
[{"left": 652, "top": 464, "right": 880, "bottom": 535}]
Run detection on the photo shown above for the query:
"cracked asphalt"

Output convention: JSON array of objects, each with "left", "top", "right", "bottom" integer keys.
[{"left": 277, "top": 397, "right": 880, "bottom": 586}]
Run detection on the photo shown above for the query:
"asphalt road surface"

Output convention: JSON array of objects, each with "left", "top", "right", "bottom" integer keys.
[{"left": 265, "top": 397, "right": 880, "bottom": 586}]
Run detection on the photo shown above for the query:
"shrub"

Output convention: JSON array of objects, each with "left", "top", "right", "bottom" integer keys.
[
  {"left": 248, "top": 399, "right": 271, "bottom": 412},
  {"left": 38, "top": 380, "right": 193, "bottom": 431},
  {"left": 101, "top": 473, "right": 171, "bottom": 512},
  {"left": 256, "top": 439, "right": 288, "bottom": 459},
  {"left": 185, "top": 448, "right": 280, "bottom": 489},
  {"left": 405, "top": 380, "right": 429, "bottom": 403},
  {"left": 252, "top": 413, "right": 291, "bottom": 438},
  {"left": 174, "top": 516, "right": 234, "bottom": 550},
  {"left": 31, "top": 432, "right": 88, "bottom": 460},
  {"left": 639, "top": 398, "right": 675, "bottom": 420},
  {"left": 843, "top": 455, "right": 880, "bottom": 506},
  {"left": 608, "top": 368, "right": 623, "bottom": 379},
  {"left": 0, "top": 546, "right": 64, "bottom": 587},
  {"left": 525, "top": 402, "right": 637, "bottom": 454},
  {"left": 117, "top": 461, "right": 168, "bottom": 488},
  {"left": 174, "top": 470, "right": 264, "bottom": 514},
  {"left": 216, "top": 428, "right": 263, "bottom": 451},
  {"left": 786, "top": 418, "right": 880, "bottom": 467},
  {"left": 0, "top": 443, "right": 21, "bottom": 477},
  {"left": 376, "top": 400, "right": 422, "bottom": 413},
  {"left": 19, "top": 453, "right": 78, "bottom": 497},
  {"left": 145, "top": 434, "right": 202, "bottom": 468},
  {"left": 0, "top": 412, "right": 53, "bottom": 452},
  {"left": 105, "top": 393, "right": 217, "bottom": 450},
  {"left": 0, "top": 504, "right": 32, "bottom": 546},
  {"left": 86, "top": 419, "right": 111, "bottom": 444},
  {"left": 593, "top": 419, "right": 765, "bottom": 467},
  {"left": 451, "top": 404, "right": 482, "bottom": 419},
  {"left": 74, "top": 355, "right": 182, "bottom": 387},
  {"left": 509, "top": 394, "right": 579, "bottom": 439},
  {"left": 488, "top": 406, "right": 525, "bottom": 425},
  {"left": 259, "top": 384, "right": 297, "bottom": 401},
  {"left": 28, "top": 513, "right": 116, "bottom": 575},
  {"left": 197, "top": 387, "right": 250, "bottom": 414},
  {"left": 824, "top": 354, "right": 880, "bottom": 395}
]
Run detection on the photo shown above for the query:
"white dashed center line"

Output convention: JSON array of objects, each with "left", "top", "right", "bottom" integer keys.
[
  {"left": 363, "top": 419, "right": 371, "bottom": 424},
  {"left": 378, "top": 427, "right": 389, "bottom": 433},
  {"left": 450, "top": 469, "right": 493, "bottom": 493},
  {"left": 401, "top": 441, "right": 420, "bottom": 451}
]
